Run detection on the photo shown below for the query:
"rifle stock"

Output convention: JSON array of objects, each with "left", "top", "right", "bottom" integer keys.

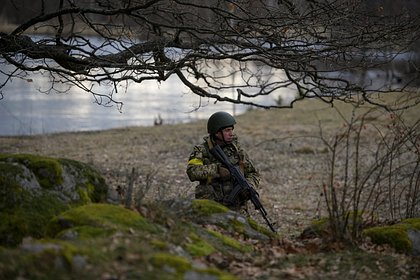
[{"left": 211, "top": 145, "right": 276, "bottom": 233}]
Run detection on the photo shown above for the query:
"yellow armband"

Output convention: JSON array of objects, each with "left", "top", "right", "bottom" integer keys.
[{"left": 188, "top": 158, "right": 203, "bottom": 165}]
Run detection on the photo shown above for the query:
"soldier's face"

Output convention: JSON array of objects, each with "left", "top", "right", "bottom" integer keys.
[{"left": 217, "top": 126, "right": 234, "bottom": 143}]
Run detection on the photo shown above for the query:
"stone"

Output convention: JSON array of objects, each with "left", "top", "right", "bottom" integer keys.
[{"left": 0, "top": 154, "right": 110, "bottom": 247}]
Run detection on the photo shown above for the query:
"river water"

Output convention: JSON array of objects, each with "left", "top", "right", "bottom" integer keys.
[
  {"left": 0, "top": 77, "right": 227, "bottom": 135},
  {"left": 0, "top": 64, "right": 290, "bottom": 136},
  {"left": 0, "top": 34, "right": 295, "bottom": 136}
]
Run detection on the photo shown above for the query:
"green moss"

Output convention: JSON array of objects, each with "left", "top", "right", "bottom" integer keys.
[
  {"left": 402, "top": 218, "right": 420, "bottom": 230},
  {"left": 75, "top": 183, "right": 95, "bottom": 204},
  {"left": 76, "top": 187, "right": 91, "bottom": 204},
  {"left": 150, "top": 252, "right": 192, "bottom": 274},
  {"left": 185, "top": 232, "right": 215, "bottom": 256},
  {"left": 86, "top": 183, "right": 96, "bottom": 198},
  {"left": 150, "top": 239, "right": 168, "bottom": 250},
  {"left": 0, "top": 191, "right": 69, "bottom": 247},
  {"left": 55, "top": 225, "right": 115, "bottom": 240},
  {"left": 48, "top": 204, "right": 157, "bottom": 238},
  {"left": 39, "top": 239, "right": 81, "bottom": 265},
  {"left": 308, "top": 217, "right": 330, "bottom": 235},
  {"left": 0, "top": 163, "right": 29, "bottom": 209},
  {"left": 207, "top": 229, "right": 252, "bottom": 253},
  {"left": 247, "top": 218, "right": 277, "bottom": 238},
  {"left": 191, "top": 199, "right": 229, "bottom": 216},
  {"left": 363, "top": 223, "right": 412, "bottom": 253},
  {"left": 230, "top": 218, "right": 245, "bottom": 234},
  {"left": 0, "top": 211, "right": 29, "bottom": 246},
  {"left": 0, "top": 154, "right": 63, "bottom": 189},
  {"left": 0, "top": 154, "right": 110, "bottom": 247},
  {"left": 59, "top": 158, "right": 108, "bottom": 202},
  {"left": 0, "top": 154, "right": 107, "bottom": 205}
]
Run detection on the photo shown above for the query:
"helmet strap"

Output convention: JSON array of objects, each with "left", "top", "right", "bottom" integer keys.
[{"left": 212, "top": 131, "right": 227, "bottom": 146}]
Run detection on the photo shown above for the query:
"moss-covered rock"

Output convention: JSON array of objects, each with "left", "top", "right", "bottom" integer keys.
[
  {"left": 185, "top": 232, "right": 216, "bottom": 256},
  {"left": 364, "top": 224, "right": 411, "bottom": 252},
  {"left": 0, "top": 154, "right": 109, "bottom": 247},
  {"left": 190, "top": 199, "right": 275, "bottom": 240},
  {"left": 207, "top": 228, "right": 253, "bottom": 253},
  {"left": 191, "top": 199, "right": 230, "bottom": 216},
  {"left": 59, "top": 158, "right": 108, "bottom": 203},
  {"left": 0, "top": 190, "right": 69, "bottom": 247},
  {"left": 0, "top": 201, "right": 242, "bottom": 280},
  {"left": 2, "top": 197, "right": 417, "bottom": 280},
  {"left": 363, "top": 218, "right": 420, "bottom": 254},
  {"left": 157, "top": 199, "right": 276, "bottom": 241},
  {"left": 403, "top": 218, "right": 420, "bottom": 230},
  {"left": 48, "top": 203, "right": 158, "bottom": 239},
  {"left": 0, "top": 154, "right": 63, "bottom": 189}
]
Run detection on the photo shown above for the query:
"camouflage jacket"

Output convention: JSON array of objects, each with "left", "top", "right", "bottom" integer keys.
[{"left": 186, "top": 135, "right": 260, "bottom": 203}]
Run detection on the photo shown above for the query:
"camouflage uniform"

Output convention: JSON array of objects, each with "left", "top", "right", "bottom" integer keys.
[{"left": 186, "top": 135, "right": 260, "bottom": 211}]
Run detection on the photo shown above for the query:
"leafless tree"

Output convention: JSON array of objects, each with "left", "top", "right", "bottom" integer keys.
[
  {"left": 319, "top": 101, "right": 420, "bottom": 241},
  {"left": 0, "top": 0, "right": 419, "bottom": 110}
]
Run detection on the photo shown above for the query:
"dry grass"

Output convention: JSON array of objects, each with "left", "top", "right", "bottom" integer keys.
[{"left": 1, "top": 93, "right": 418, "bottom": 237}]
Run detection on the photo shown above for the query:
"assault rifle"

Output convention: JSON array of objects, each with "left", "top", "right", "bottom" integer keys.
[{"left": 211, "top": 144, "right": 277, "bottom": 233}]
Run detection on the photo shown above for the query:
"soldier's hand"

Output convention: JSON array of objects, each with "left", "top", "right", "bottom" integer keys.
[
  {"left": 239, "top": 188, "right": 251, "bottom": 201},
  {"left": 218, "top": 166, "right": 230, "bottom": 179}
]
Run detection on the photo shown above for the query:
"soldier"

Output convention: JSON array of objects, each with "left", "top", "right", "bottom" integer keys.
[{"left": 186, "top": 111, "right": 260, "bottom": 212}]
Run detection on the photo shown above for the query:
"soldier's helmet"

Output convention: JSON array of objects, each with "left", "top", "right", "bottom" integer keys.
[{"left": 207, "top": 111, "right": 236, "bottom": 134}]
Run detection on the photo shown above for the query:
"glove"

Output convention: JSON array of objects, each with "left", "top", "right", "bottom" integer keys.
[{"left": 218, "top": 166, "right": 231, "bottom": 180}]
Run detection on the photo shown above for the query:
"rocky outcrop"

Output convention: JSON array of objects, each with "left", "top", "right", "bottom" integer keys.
[
  {"left": 0, "top": 199, "right": 275, "bottom": 280},
  {"left": 0, "top": 154, "right": 109, "bottom": 247}
]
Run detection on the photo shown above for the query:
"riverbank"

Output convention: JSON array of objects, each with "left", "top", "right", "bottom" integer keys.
[{"left": 1, "top": 96, "right": 418, "bottom": 236}]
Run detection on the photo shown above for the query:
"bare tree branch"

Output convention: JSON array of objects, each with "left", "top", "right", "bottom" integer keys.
[{"left": 0, "top": 0, "right": 419, "bottom": 109}]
